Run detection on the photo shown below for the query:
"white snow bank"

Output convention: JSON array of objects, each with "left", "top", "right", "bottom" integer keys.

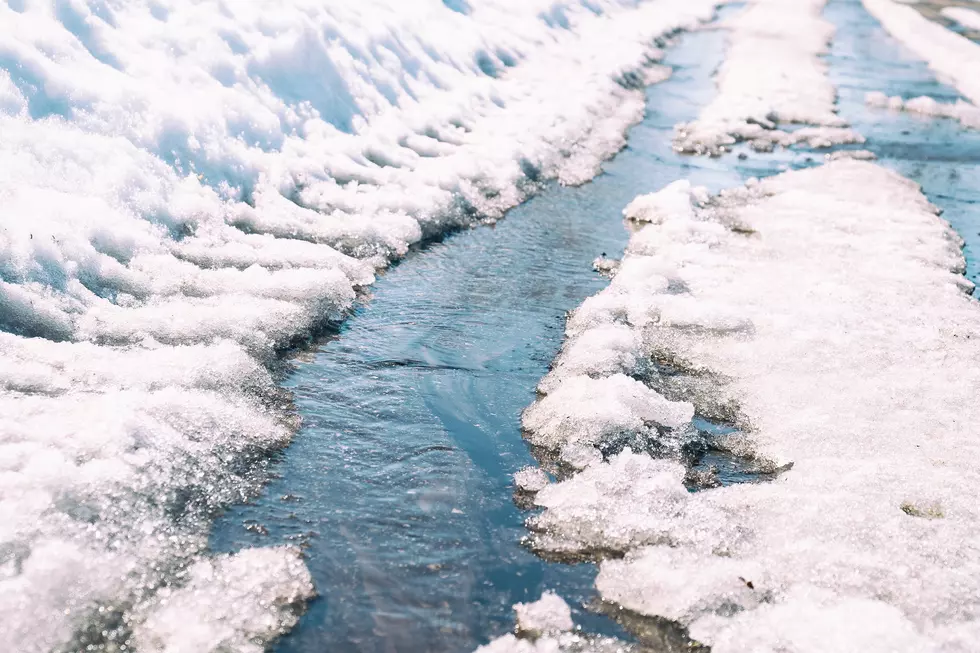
[
  {"left": 523, "top": 161, "right": 980, "bottom": 652},
  {"left": 941, "top": 6, "right": 980, "bottom": 32},
  {"left": 0, "top": 0, "right": 724, "bottom": 648},
  {"left": 864, "top": 0, "right": 980, "bottom": 106},
  {"left": 865, "top": 90, "right": 980, "bottom": 129},
  {"left": 674, "top": 0, "right": 863, "bottom": 154}
]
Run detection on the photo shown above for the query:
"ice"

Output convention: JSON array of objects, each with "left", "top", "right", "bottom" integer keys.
[
  {"left": 516, "top": 161, "right": 980, "bottom": 651},
  {"left": 1, "top": 0, "right": 729, "bottom": 647},
  {"left": 864, "top": 0, "right": 980, "bottom": 106},
  {"left": 674, "top": 0, "right": 863, "bottom": 155},
  {"left": 865, "top": 90, "right": 980, "bottom": 130},
  {"left": 514, "top": 592, "right": 575, "bottom": 635}
]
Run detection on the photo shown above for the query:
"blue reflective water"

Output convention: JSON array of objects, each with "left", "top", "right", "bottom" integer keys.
[{"left": 208, "top": 19, "right": 788, "bottom": 653}]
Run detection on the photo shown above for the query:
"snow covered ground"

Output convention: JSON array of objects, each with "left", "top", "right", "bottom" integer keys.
[
  {"left": 0, "top": 0, "right": 721, "bottom": 650},
  {"left": 673, "top": 0, "right": 864, "bottom": 155},
  {"left": 511, "top": 160, "right": 980, "bottom": 653}
]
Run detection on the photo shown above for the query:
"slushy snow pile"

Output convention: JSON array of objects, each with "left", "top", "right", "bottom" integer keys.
[
  {"left": 674, "top": 0, "right": 864, "bottom": 155},
  {"left": 863, "top": 0, "right": 980, "bottom": 106},
  {"left": 0, "top": 0, "right": 722, "bottom": 650},
  {"left": 513, "top": 161, "right": 980, "bottom": 652}
]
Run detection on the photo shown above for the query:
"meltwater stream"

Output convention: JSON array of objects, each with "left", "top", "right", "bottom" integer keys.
[{"left": 208, "top": 19, "right": 787, "bottom": 653}]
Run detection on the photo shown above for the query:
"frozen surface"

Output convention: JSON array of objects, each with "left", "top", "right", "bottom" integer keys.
[
  {"left": 674, "top": 0, "right": 863, "bottom": 154},
  {"left": 0, "top": 0, "right": 725, "bottom": 650},
  {"left": 521, "top": 161, "right": 980, "bottom": 652},
  {"left": 863, "top": 0, "right": 980, "bottom": 105}
]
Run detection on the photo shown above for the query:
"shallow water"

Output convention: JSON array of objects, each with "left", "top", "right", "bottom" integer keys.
[
  {"left": 207, "top": 16, "right": 791, "bottom": 653},
  {"left": 208, "top": 3, "right": 980, "bottom": 652}
]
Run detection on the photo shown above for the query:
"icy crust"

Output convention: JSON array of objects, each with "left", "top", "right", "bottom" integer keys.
[
  {"left": 523, "top": 161, "right": 980, "bottom": 651},
  {"left": 864, "top": 0, "right": 980, "bottom": 106},
  {"left": 674, "top": 0, "right": 864, "bottom": 155},
  {"left": 866, "top": 90, "right": 980, "bottom": 130}
]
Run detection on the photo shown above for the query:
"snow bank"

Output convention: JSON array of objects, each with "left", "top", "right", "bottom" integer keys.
[
  {"left": 866, "top": 90, "right": 980, "bottom": 129},
  {"left": 0, "top": 0, "right": 724, "bottom": 649},
  {"left": 521, "top": 161, "right": 980, "bottom": 651},
  {"left": 864, "top": 0, "right": 980, "bottom": 106},
  {"left": 674, "top": 0, "right": 863, "bottom": 155}
]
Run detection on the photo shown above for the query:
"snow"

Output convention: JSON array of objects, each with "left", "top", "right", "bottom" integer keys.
[
  {"left": 132, "top": 547, "right": 315, "bottom": 653},
  {"left": 514, "top": 466, "right": 551, "bottom": 493},
  {"left": 0, "top": 0, "right": 724, "bottom": 649},
  {"left": 475, "top": 632, "right": 636, "bottom": 653},
  {"left": 477, "top": 593, "right": 633, "bottom": 653},
  {"left": 674, "top": 0, "right": 864, "bottom": 155},
  {"left": 941, "top": 6, "right": 980, "bottom": 32},
  {"left": 863, "top": 0, "right": 980, "bottom": 106},
  {"left": 514, "top": 592, "right": 575, "bottom": 635},
  {"left": 523, "top": 374, "right": 694, "bottom": 452},
  {"left": 518, "top": 160, "right": 980, "bottom": 652},
  {"left": 865, "top": 90, "right": 980, "bottom": 129}
]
